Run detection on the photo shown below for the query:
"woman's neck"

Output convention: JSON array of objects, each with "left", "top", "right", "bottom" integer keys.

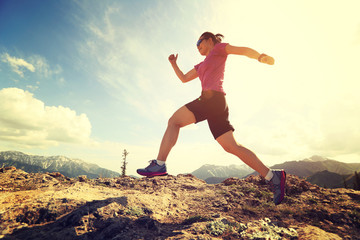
[{"left": 205, "top": 45, "right": 215, "bottom": 56}]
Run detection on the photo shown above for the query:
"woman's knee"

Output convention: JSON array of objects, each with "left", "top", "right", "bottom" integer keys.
[
  {"left": 168, "top": 106, "right": 195, "bottom": 128},
  {"left": 221, "top": 142, "right": 238, "bottom": 153},
  {"left": 168, "top": 114, "right": 181, "bottom": 128},
  {"left": 221, "top": 140, "right": 247, "bottom": 154}
]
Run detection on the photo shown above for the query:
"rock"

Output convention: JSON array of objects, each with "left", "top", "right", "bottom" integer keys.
[
  {"left": 298, "top": 225, "right": 342, "bottom": 240},
  {"left": 222, "top": 177, "right": 240, "bottom": 186},
  {"left": 6, "top": 166, "right": 17, "bottom": 171},
  {"left": 48, "top": 172, "right": 65, "bottom": 178},
  {"left": 102, "top": 220, "right": 128, "bottom": 238},
  {"left": 135, "top": 216, "right": 160, "bottom": 232},
  {"left": 0, "top": 166, "right": 16, "bottom": 172},
  {"left": 78, "top": 175, "right": 87, "bottom": 182}
]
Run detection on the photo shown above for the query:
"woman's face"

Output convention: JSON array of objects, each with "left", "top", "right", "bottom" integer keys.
[{"left": 197, "top": 37, "right": 213, "bottom": 56}]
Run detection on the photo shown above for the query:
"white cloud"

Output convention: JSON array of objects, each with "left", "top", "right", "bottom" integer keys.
[
  {"left": 1, "top": 53, "right": 35, "bottom": 77},
  {"left": 1, "top": 52, "right": 64, "bottom": 86},
  {"left": 0, "top": 88, "right": 92, "bottom": 148},
  {"left": 28, "top": 54, "right": 63, "bottom": 79}
]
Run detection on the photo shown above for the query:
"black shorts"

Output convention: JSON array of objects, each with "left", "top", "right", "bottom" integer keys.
[{"left": 185, "top": 91, "right": 235, "bottom": 139}]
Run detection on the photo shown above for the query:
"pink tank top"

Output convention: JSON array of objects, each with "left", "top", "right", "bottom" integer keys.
[{"left": 194, "top": 43, "right": 228, "bottom": 94}]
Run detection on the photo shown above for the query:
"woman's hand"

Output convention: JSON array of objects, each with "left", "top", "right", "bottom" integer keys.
[
  {"left": 258, "top": 54, "right": 275, "bottom": 65},
  {"left": 168, "top": 53, "right": 198, "bottom": 83},
  {"left": 168, "top": 54, "right": 178, "bottom": 65}
]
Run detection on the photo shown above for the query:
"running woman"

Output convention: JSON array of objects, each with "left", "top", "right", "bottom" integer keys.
[{"left": 137, "top": 32, "right": 286, "bottom": 205}]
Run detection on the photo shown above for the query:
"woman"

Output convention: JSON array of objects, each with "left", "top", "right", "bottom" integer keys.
[{"left": 137, "top": 32, "right": 286, "bottom": 205}]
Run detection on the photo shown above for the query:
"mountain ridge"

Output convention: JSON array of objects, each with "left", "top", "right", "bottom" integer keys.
[
  {"left": 191, "top": 163, "right": 253, "bottom": 183},
  {"left": 0, "top": 151, "right": 119, "bottom": 178},
  {"left": 307, "top": 170, "right": 359, "bottom": 189},
  {"left": 271, "top": 155, "right": 360, "bottom": 177},
  {"left": 192, "top": 155, "right": 360, "bottom": 188}
]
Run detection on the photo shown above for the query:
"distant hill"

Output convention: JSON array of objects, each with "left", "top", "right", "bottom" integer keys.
[
  {"left": 0, "top": 151, "right": 119, "bottom": 178},
  {"left": 306, "top": 170, "right": 357, "bottom": 189},
  {"left": 193, "top": 156, "right": 360, "bottom": 187},
  {"left": 203, "top": 177, "right": 228, "bottom": 184},
  {"left": 270, "top": 155, "right": 360, "bottom": 178},
  {"left": 191, "top": 164, "right": 253, "bottom": 183},
  {"left": 246, "top": 156, "right": 360, "bottom": 190}
]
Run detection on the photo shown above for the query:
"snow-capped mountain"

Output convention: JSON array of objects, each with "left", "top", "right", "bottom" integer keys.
[{"left": 0, "top": 151, "right": 119, "bottom": 178}]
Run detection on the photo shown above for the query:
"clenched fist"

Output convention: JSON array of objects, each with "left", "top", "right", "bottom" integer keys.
[
  {"left": 258, "top": 54, "right": 275, "bottom": 65},
  {"left": 168, "top": 54, "right": 178, "bottom": 65}
]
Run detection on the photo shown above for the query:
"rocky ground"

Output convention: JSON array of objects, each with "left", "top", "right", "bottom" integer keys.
[{"left": 0, "top": 166, "right": 359, "bottom": 239}]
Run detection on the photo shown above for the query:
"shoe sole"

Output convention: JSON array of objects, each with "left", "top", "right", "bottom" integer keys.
[
  {"left": 276, "top": 170, "right": 286, "bottom": 205},
  {"left": 146, "top": 173, "right": 168, "bottom": 178},
  {"left": 137, "top": 171, "right": 168, "bottom": 177}
]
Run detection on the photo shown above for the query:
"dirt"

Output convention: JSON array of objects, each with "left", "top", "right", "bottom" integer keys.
[{"left": 1, "top": 166, "right": 359, "bottom": 239}]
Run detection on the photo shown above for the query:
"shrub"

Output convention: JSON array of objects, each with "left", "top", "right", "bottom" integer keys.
[{"left": 125, "top": 206, "right": 144, "bottom": 217}]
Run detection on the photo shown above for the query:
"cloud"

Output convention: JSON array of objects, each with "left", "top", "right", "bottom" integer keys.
[
  {"left": 1, "top": 53, "right": 35, "bottom": 77},
  {"left": 1, "top": 53, "right": 64, "bottom": 86},
  {"left": 28, "top": 54, "right": 63, "bottom": 79},
  {"left": 0, "top": 88, "right": 92, "bottom": 148}
]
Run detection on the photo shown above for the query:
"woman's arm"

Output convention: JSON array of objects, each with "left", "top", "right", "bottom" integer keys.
[
  {"left": 225, "top": 44, "right": 275, "bottom": 65},
  {"left": 169, "top": 54, "right": 198, "bottom": 83}
]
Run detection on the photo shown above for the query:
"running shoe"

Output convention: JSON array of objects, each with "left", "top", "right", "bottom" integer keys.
[
  {"left": 269, "top": 170, "right": 286, "bottom": 205},
  {"left": 137, "top": 160, "right": 168, "bottom": 177}
]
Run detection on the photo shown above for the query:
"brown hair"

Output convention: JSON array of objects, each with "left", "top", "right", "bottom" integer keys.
[{"left": 200, "top": 32, "right": 224, "bottom": 44}]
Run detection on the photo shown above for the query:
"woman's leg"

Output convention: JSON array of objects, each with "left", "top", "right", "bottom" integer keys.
[
  {"left": 216, "top": 130, "right": 270, "bottom": 177},
  {"left": 157, "top": 106, "right": 196, "bottom": 161}
]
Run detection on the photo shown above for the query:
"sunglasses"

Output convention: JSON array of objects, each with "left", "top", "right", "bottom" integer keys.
[{"left": 196, "top": 38, "right": 207, "bottom": 47}]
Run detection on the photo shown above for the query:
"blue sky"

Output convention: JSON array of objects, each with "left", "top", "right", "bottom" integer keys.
[{"left": 1, "top": 0, "right": 360, "bottom": 175}]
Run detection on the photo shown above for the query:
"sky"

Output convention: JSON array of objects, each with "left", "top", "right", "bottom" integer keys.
[{"left": 1, "top": 0, "right": 359, "bottom": 175}]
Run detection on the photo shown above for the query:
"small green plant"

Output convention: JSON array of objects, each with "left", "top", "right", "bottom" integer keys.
[
  {"left": 247, "top": 186, "right": 257, "bottom": 193},
  {"left": 237, "top": 223, "right": 247, "bottom": 233},
  {"left": 125, "top": 206, "right": 144, "bottom": 217},
  {"left": 254, "top": 190, "right": 272, "bottom": 200},
  {"left": 206, "top": 220, "right": 228, "bottom": 236},
  {"left": 205, "top": 219, "right": 244, "bottom": 236}
]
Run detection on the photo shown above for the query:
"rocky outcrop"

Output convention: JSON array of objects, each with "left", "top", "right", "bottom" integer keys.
[{"left": 1, "top": 167, "right": 359, "bottom": 239}]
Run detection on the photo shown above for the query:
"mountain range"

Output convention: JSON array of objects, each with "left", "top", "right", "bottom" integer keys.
[
  {"left": 191, "top": 164, "right": 253, "bottom": 184},
  {"left": 307, "top": 170, "right": 357, "bottom": 189},
  {"left": 270, "top": 155, "right": 360, "bottom": 177},
  {"left": 2, "top": 151, "right": 359, "bottom": 188},
  {"left": 191, "top": 155, "right": 360, "bottom": 188},
  {"left": 0, "top": 151, "right": 119, "bottom": 178}
]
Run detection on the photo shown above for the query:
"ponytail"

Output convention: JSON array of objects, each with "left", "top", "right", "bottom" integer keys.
[{"left": 214, "top": 33, "right": 224, "bottom": 44}]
